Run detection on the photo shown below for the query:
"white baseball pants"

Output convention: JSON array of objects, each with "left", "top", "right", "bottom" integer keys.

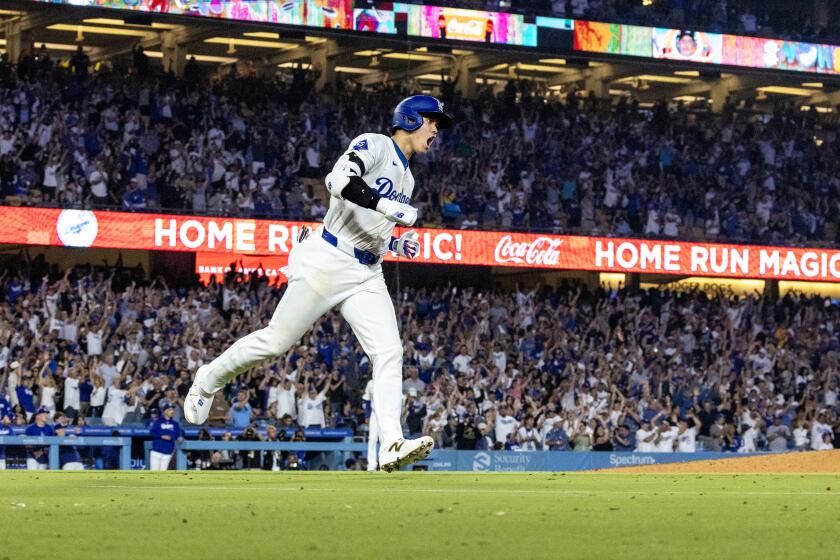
[
  {"left": 201, "top": 229, "right": 405, "bottom": 445},
  {"left": 26, "top": 459, "right": 48, "bottom": 470},
  {"left": 149, "top": 451, "right": 172, "bottom": 471},
  {"left": 367, "top": 410, "right": 380, "bottom": 471}
]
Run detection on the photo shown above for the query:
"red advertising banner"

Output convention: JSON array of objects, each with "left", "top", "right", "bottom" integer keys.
[
  {"left": 195, "top": 252, "right": 290, "bottom": 284},
  {"left": 3, "top": 207, "right": 840, "bottom": 282}
]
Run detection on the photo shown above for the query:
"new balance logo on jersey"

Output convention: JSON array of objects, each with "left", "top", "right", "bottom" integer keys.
[
  {"left": 375, "top": 177, "right": 410, "bottom": 204},
  {"left": 352, "top": 140, "right": 369, "bottom": 151}
]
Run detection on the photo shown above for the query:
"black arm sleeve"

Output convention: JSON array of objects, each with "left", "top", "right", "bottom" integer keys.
[
  {"left": 348, "top": 152, "right": 366, "bottom": 176},
  {"left": 341, "top": 176, "right": 381, "bottom": 210}
]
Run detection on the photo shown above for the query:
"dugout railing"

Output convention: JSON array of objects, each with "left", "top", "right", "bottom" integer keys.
[{"left": 0, "top": 435, "right": 132, "bottom": 470}]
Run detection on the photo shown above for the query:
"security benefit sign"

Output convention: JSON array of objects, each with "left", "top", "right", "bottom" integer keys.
[{"left": 3, "top": 207, "right": 840, "bottom": 282}]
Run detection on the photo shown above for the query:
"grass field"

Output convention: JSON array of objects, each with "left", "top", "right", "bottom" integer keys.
[{"left": 2, "top": 471, "right": 839, "bottom": 560}]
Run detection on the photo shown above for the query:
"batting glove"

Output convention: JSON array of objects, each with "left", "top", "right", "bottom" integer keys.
[
  {"left": 376, "top": 198, "right": 418, "bottom": 227},
  {"left": 389, "top": 230, "right": 420, "bottom": 259}
]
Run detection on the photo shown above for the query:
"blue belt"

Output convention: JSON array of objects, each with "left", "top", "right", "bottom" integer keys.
[{"left": 321, "top": 228, "right": 381, "bottom": 266}]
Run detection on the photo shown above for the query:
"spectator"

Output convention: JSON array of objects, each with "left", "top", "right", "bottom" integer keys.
[
  {"left": 544, "top": 420, "right": 569, "bottom": 451},
  {"left": 285, "top": 429, "right": 307, "bottom": 470},
  {"left": 635, "top": 419, "right": 657, "bottom": 452},
  {"left": 793, "top": 420, "right": 810, "bottom": 451},
  {"left": 101, "top": 376, "right": 129, "bottom": 426},
  {"left": 89, "top": 376, "right": 106, "bottom": 418},
  {"left": 516, "top": 415, "right": 541, "bottom": 451},
  {"left": 228, "top": 389, "right": 254, "bottom": 429},
  {"left": 766, "top": 417, "right": 792, "bottom": 452},
  {"left": 494, "top": 405, "right": 519, "bottom": 447},
  {"left": 592, "top": 423, "right": 613, "bottom": 452},
  {"left": 235, "top": 425, "right": 263, "bottom": 470},
  {"left": 298, "top": 382, "right": 327, "bottom": 429},
  {"left": 63, "top": 368, "right": 80, "bottom": 419},
  {"left": 676, "top": 415, "right": 702, "bottom": 452},
  {"left": 402, "top": 366, "right": 426, "bottom": 395},
  {"left": 811, "top": 412, "right": 834, "bottom": 450},
  {"left": 69, "top": 46, "right": 89, "bottom": 77},
  {"left": 16, "top": 375, "right": 36, "bottom": 422}
]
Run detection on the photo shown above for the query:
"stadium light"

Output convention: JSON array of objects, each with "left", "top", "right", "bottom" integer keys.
[
  {"left": 614, "top": 74, "right": 691, "bottom": 86},
  {"left": 144, "top": 51, "right": 238, "bottom": 64},
  {"left": 335, "top": 66, "right": 376, "bottom": 74},
  {"left": 82, "top": 18, "right": 125, "bottom": 25},
  {"left": 799, "top": 105, "right": 833, "bottom": 113},
  {"left": 243, "top": 32, "right": 281, "bottom": 39},
  {"left": 516, "top": 63, "right": 566, "bottom": 73},
  {"left": 48, "top": 24, "right": 154, "bottom": 38},
  {"left": 204, "top": 37, "right": 298, "bottom": 49},
  {"left": 0, "top": 39, "right": 88, "bottom": 52},
  {"left": 81, "top": 18, "right": 179, "bottom": 30},
  {"left": 383, "top": 53, "right": 439, "bottom": 61},
  {"left": 757, "top": 86, "right": 814, "bottom": 97}
]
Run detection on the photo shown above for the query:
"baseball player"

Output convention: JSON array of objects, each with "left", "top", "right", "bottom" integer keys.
[
  {"left": 54, "top": 424, "right": 84, "bottom": 470},
  {"left": 362, "top": 378, "right": 380, "bottom": 471},
  {"left": 0, "top": 417, "right": 11, "bottom": 470},
  {"left": 149, "top": 403, "right": 181, "bottom": 471},
  {"left": 185, "top": 95, "right": 452, "bottom": 472}
]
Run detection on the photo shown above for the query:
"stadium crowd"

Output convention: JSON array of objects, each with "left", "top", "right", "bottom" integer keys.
[
  {"left": 0, "top": 53, "right": 839, "bottom": 247},
  {"left": 0, "top": 255, "right": 837, "bottom": 468}
]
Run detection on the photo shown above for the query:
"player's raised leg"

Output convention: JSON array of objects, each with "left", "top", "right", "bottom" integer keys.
[
  {"left": 340, "top": 284, "right": 433, "bottom": 472},
  {"left": 184, "top": 275, "right": 334, "bottom": 424}
]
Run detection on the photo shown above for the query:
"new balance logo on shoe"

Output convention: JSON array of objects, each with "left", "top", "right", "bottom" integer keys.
[{"left": 388, "top": 441, "right": 404, "bottom": 453}]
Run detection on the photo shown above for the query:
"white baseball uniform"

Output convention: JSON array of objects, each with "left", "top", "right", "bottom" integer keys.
[
  {"left": 363, "top": 380, "right": 380, "bottom": 471},
  {"left": 199, "top": 133, "right": 414, "bottom": 446}
]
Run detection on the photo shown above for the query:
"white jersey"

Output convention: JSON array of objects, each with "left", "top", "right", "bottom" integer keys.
[
  {"left": 324, "top": 133, "right": 415, "bottom": 254},
  {"left": 676, "top": 427, "right": 697, "bottom": 452}
]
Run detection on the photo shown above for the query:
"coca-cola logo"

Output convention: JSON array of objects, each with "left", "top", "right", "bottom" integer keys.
[
  {"left": 446, "top": 18, "right": 484, "bottom": 37},
  {"left": 494, "top": 235, "right": 563, "bottom": 266}
]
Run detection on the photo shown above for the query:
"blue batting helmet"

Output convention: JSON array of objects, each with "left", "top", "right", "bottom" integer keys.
[{"left": 391, "top": 95, "right": 453, "bottom": 132}]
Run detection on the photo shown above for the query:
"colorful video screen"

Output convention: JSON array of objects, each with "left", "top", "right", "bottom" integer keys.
[{"left": 27, "top": 1, "right": 840, "bottom": 76}]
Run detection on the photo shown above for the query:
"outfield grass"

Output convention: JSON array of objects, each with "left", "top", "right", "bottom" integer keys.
[{"left": 1, "top": 471, "right": 839, "bottom": 560}]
